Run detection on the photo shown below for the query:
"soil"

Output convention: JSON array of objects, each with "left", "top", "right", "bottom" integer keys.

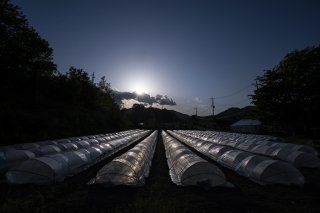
[{"left": 0, "top": 131, "right": 319, "bottom": 213}]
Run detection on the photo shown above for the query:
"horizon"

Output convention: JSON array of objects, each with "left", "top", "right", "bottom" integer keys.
[{"left": 12, "top": 0, "right": 320, "bottom": 115}]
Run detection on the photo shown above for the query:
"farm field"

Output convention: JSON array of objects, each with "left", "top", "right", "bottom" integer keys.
[
  {"left": 2, "top": 1, "right": 320, "bottom": 212},
  {"left": 1, "top": 130, "right": 320, "bottom": 213}
]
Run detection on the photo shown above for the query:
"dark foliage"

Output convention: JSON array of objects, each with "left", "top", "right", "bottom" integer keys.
[
  {"left": 251, "top": 46, "right": 320, "bottom": 135},
  {"left": 0, "top": 1, "right": 124, "bottom": 145},
  {"left": 123, "top": 104, "right": 182, "bottom": 129}
]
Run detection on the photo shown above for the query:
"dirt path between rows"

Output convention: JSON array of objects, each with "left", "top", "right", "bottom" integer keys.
[{"left": 83, "top": 131, "right": 250, "bottom": 212}]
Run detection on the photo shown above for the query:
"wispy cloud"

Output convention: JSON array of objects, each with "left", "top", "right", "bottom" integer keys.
[{"left": 194, "top": 97, "right": 201, "bottom": 103}]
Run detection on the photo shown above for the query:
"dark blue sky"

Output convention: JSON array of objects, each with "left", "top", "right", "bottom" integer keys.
[{"left": 12, "top": 0, "right": 320, "bottom": 115}]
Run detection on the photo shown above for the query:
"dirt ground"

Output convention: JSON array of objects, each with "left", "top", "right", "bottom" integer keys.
[{"left": 1, "top": 132, "right": 320, "bottom": 213}]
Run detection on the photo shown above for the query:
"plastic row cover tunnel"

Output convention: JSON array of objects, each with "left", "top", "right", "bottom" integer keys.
[
  {"left": 0, "top": 130, "right": 143, "bottom": 174},
  {"left": 177, "top": 130, "right": 320, "bottom": 168},
  {"left": 168, "top": 130, "right": 304, "bottom": 185},
  {"left": 89, "top": 130, "right": 158, "bottom": 187},
  {"left": 0, "top": 129, "right": 139, "bottom": 151},
  {"left": 162, "top": 131, "right": 226, "bottom": 188},
  {"left": 5, "top": 130, "right": 151, "bottom": 184}
]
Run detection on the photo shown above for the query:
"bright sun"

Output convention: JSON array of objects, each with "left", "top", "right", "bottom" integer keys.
[
  {"left": 132, "top": 83, "right": 147, "bottom": 95},
  {"left": 135, "top": 87, "right": 145, "bottom": 95},
  {"left": 125, "top": 69, "right": 155, "bottom": 95}
]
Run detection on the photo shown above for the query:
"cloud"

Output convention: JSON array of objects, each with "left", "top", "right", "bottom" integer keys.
[
  {"left": 121, "top": 99, "right": 142, "bottom": 109},
  {"left": 194, "top": 97, "right": 201, "bottom": 103},
  {"left": 112, "top": 91, "right": 176, "bottom": 107}
]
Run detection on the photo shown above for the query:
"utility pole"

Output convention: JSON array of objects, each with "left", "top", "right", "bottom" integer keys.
[
  {"left": 194, "top": 105, "right": 198, "bottom": 117},
  {"left": 91, "top": 72, "right": 95, "bottom": 84},
  {"left": 210, "top": 97, "right": 215, "bottom": 118}
]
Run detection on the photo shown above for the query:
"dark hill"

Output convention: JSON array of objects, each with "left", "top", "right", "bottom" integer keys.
[
  {"left": 122, "top": 104, "right": 190, "bottom": 129},
  {"left": 215, "top": 106, "right": 257, "bottom": 123},
  {"left": 169, "top": 110, "right": 191, "bottom": 120}
]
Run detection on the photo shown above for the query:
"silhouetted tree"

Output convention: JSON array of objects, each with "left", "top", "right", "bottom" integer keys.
[
  {"left": 98, "top": 76, "right": 111, "bottom": 94},
  {"left": 0, "top": 0, "right": 56, "bottom": 108},
  {"left": 251, "top": 46, "right": 320, "bottom": 134},
  {"left": 0, "top": 1, "right": 126, "bottom": 145},
  {"left": 67, "top": 66, "right": 90, "bottom": 82}
]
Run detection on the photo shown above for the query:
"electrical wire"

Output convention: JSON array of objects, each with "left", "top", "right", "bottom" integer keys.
[
  {"left": 215, "top": 98, "right": 251, "bottom": 107},
  {"left": 197, "top": 106, "right": 211, "bottom": 115},
  {"left": 214, "top": 84, "right": 253, "bottom": 99}
]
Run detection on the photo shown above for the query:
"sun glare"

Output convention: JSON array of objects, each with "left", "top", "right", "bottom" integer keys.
[
  {"left": 135, "top": 86, "right": 145, "bottom": 95},
  {"left": 124, "top": 68, "right": 158, "bottom": 96},
  {"left": 131, "top": 81, "right": 149, "bottom": 95}
]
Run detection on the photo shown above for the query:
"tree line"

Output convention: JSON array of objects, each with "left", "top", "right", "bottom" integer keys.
[
  {"left": 251, "top": 45, "right": 320, "bottom": 136},
  {"left": 0, "top": 1, "right": 125, "bottom": 145}
]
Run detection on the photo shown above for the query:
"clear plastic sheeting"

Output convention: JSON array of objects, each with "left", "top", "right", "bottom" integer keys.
[
  {"left": 175, "top": 130, "right": 320, "bottom": 168},
  {"left": 162, "top": 131, "right": 226, "bottom": 188},
  {"left": 0, "top": 150, "right": 35, "bottom": 173},
  {"left": 250, "top": 145, "right": 320, "bottom": 168},
  {"left": 72, "top": 140, "right": 91, "bottom": 149},
  {"left": 55, "top": 143, "right": 78, "bottom": 151},
  {"left": 93, "top": 143, "right": 113, "bottom": 153},
  {"left": 14, "top": 143, "right": 40, "bottom": 150},
  {"left": 89, "top": 131, "right": 158, "bottom": 187},
  {"left": 1, "top": 129, "right": 140, "bottom": 152},
  {"left": 5, "top": 156, "right": 68, "bottom": 184},
  {"left": 29, "top": 145, "right": 62, "bottom": 156},
  {"left": 5, "top": 130, "right": 151, "bottom": 184},
  {"left": 37, "top": 140, "right": 58, "bottom": 146},
  {"left": 168, "top": 130, "right": 305, "bottom": 185},
  {"left": 0, "top": 130, "right": 146, "bottom": 174}
]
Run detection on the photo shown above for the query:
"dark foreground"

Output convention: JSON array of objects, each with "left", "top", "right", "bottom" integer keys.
[{"left": 1, "top": 133, "right": 320, "bottom": 213}]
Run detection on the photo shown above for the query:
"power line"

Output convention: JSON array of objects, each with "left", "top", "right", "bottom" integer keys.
[
  {"left": 180, "top": 83, "right": 253, "bottom": 116},
  {"left": 177, "top": 105, "right": 198, "bottom": 115},
  {"left": 215, "top": 84, "right": 253, "bottom": 99},
  {"left": 215, "top": 98, "right": 251, "bottom": 107},
  {"left": 198, "top": 106, "right": 211, "bottom": 115}
]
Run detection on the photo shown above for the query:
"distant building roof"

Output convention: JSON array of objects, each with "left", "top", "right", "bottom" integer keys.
[{"left": 231, "top": 119, "right": 261, "bottom": 127}]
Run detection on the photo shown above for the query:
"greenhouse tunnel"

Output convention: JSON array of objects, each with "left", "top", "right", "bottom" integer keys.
[
  {"left": 4, "top": 130, "right": 150, "bottom": 184},
  {"left": 162, "top": 131, "right": 226, "bottom": 188},
  {"left": 0, "top": 130, "right": 147, "bottom": 175},
  {"left": 0, "top": 150, "right": 35, "bottom": 173},
  {"left": 89, "top": 130, "right": 158, "bottom": 187},
  {"left": 168, "top": 130, "right": 305, "bottom": 185},
  {"left": 179, "top": 130, "right": 320, "bottom": 168}
]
